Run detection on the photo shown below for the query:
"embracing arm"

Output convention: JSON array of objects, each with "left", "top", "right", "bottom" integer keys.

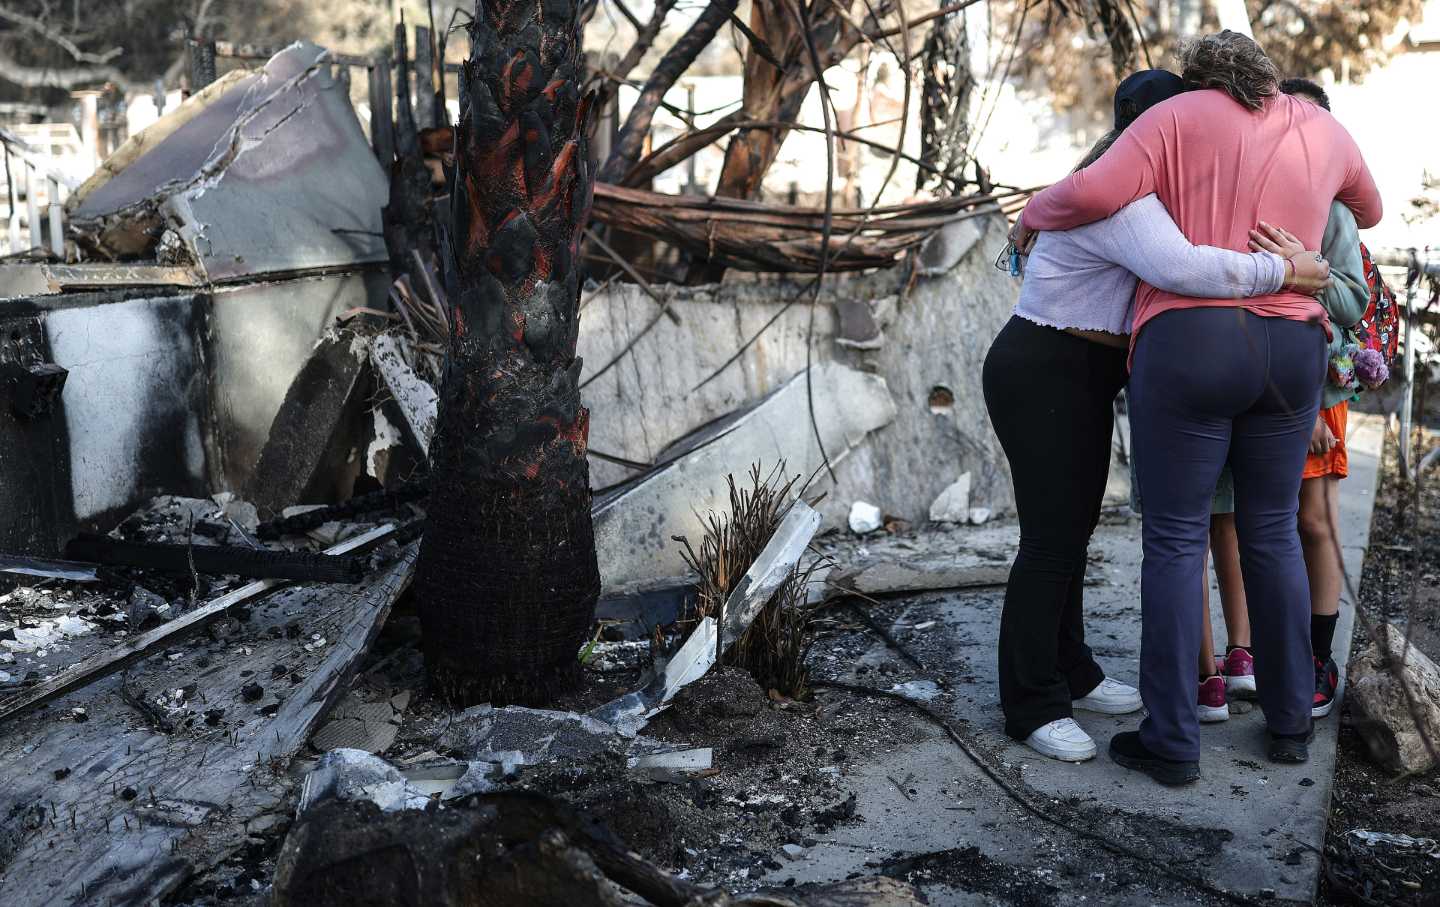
[
  {"left": 1319, "top": 202, "right": 1369, "bottom": 328},
  {"left": 1020, "top": 120, "right": 1161, "bottom": 233},
  {"left": 1097, "top": 196, "right": 1285, "bottom": 298}
]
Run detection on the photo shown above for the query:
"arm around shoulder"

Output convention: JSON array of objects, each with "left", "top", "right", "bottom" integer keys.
[{"left": 1102, "top": 195, "right": 1284, "bottom": 297}]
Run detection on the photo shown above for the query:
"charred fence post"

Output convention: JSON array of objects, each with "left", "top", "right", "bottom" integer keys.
[
  {"left": 187, "top": 38, "right": 217, "bottom": 94},
  {"left": 414, "top": 25, "right": 436, "bottom": 131},
  {"left": 414, "top": 0, "right": 600, "bottom": 705},
  {"left": 369, "top": 52, "right": 396, "bottom": 167}
]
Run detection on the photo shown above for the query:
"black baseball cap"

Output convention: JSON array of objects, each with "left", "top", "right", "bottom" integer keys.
[{"left": 1114, "top": 69, "right": 1186, "bottom": 130}]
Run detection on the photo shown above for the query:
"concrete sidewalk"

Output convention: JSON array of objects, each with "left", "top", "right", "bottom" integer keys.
[{"left": 772, "top": 413, "right": 1384, "bottom": 904}]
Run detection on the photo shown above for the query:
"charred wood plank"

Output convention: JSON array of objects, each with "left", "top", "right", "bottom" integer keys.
[
  {"left": 63, "top": 535, "right": 367, "bottom": 584},
  {"left": 0, "top": 543, "right": 418, "bottom": 907},
  {"left": 0, "top": 524, "right": 398, "bottom": 727}
]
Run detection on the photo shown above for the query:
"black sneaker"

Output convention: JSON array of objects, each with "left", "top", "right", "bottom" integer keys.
[
  {"left": 1268, "top": 725, "right": 1314, "bottom": 764},
  {"left": 1312, "top": 656, "right": 1340, "bottom": 718},
  {"left": 1108, "top": 731, "right": 1201, "bottom": 786}
]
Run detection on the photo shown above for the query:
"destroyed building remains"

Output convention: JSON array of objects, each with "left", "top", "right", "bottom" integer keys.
[{"left": 0, "top": 2, "right": 1437, "bottom": 906}]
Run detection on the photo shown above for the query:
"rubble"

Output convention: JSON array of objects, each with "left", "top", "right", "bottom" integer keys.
[
  {"left": 592, "top": 363, "right": 896, "bottom": 587},
  {"left": 0, "top": 523, "right": 400, "bottom": 724},
  {"left": 1347, "top": 622, "right": 1440, "bottom": 775},
  {"left": 0, "top": 534, "right": 418, "bottom": 906},
  {"left": 439, "top": 705, "right": 633, "bottom": 764},
  {"left": 69, "top": 43, "right": 388, "bottom": 279},
  {"left": 927, "top": 473, "right": 971, "bottom": 523},
  {"left": 310, "top": 685, "right": 412, "bottom": 754},
  {"left": 244, "top": 331, "right": 373, "bottom": 517},
  {"left": 848, "top": 501, "right": 884, "bottom": 535},
  {"left": 590, "top": 617, "right": 720, "bottom": 736},
  {"left": 64, "top": 532, "right": 367, "bottom": 583},
  {"left": 299, "top": 747, "right": 434, "bottom": 814},
  {"left": 720, "top": 502, "right": 823, "bottom": 650}
]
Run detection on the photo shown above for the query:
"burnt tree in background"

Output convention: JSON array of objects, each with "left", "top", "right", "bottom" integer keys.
[{"left": 415, "top": 0, "right": 599, "bottom": 704}]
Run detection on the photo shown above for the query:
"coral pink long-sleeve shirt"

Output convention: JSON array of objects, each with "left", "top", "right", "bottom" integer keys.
[{"left": 1020, "top": 90, "right": 1382, "bottom": 350}]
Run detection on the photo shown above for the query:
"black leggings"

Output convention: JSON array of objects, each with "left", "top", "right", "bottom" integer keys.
[{"left": 982, "top": 316, "right": 1129, "bottom": 740}]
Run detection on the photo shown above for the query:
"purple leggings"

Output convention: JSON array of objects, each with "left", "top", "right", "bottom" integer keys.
[{"left": 1129, "top": 307, "right": 1326, "bottom": 761}]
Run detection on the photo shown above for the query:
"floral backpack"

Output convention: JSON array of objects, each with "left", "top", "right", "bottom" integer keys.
[{"left": 1328, "top": 242, "right": 1400, "bottom": 393}]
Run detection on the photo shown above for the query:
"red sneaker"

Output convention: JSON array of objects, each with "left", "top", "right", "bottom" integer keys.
[
  {"left": 1220, "top": 646, "right": 1257, "bottom": 700},
  {"left": 1313, "top": 657, "right": 1340, "bottom": 718},
  {"left": 1198, "top": 675, "right": 1229, "bottom": 723}
]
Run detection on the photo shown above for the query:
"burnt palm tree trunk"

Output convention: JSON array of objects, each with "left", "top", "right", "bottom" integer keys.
[{"left": 416, "top": 0, "right": 599, "bottom": 705}]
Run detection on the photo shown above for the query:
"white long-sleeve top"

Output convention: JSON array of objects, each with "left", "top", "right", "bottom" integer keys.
[{"left": 1015, "top": 193, "right": 1287, "bottom": 336}]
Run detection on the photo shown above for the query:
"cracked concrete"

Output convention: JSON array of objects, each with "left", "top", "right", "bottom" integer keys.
[{"left": 766, "top": 412, "right": 1384, "bottom": 905}]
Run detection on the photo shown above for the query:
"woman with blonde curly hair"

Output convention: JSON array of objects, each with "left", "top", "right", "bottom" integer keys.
[{"left": 1011, "top": 31, "right": 1382, "bottom": 784}]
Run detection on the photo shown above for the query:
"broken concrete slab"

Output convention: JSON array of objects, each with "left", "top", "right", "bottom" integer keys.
[
  {"left": 592, "top": 363, "right": 895, "bottom": 587},
  {"left": 1347, "top": 623, "right": 1440, "bottom": 775},
  {"left": 916, "top": 216, "right": 985, "bottom": 277},
  {"left": 827, "top": 550, "right": 1012, "bottom": 597},
  {"left": 835, "top": 298, "right": 884, "bottom": 350},
  {"left": 243, "top": 330, "right": 372, "bottom": 518},
  {"left": 627, "top": 747, "right": 714, "bottom": 782},
  {"left": 928, "top": 473, "right": 971, "bottom": 524}
]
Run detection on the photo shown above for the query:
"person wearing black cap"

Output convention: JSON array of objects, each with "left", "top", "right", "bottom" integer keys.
[{"left": 982, "top": 70, "right": 1331, "bottom": 765}]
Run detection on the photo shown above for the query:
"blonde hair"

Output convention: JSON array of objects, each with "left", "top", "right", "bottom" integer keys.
[{"left": 1176, "top": 30, "right": 1279, "bottom": 111}]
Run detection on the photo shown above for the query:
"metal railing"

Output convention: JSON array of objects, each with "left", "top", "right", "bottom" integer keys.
[{"left": 0, "top": 128, "right": 77, "bottom": 259}]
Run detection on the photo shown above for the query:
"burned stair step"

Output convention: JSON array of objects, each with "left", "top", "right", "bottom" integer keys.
[{"left": 64, "top": 534, "right": 366, "bottom": 583}]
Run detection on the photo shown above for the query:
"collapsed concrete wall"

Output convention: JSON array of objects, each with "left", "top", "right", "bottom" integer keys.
[{"left": 578, "top": 214, "right": 1017, "bottom": 531}]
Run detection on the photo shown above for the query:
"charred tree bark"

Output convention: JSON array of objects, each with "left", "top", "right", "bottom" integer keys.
[
  {"left": 687, "top": 0, "right": 865, "bottom": 283},
  {"left": 917, "top": 8, "right": 973, "bottom": 194},
  {"left": 1093, "top": 0, "right": 1139, "bottom": 77},
  {"left": 415, "top": 0, "right": 599, "bottom": 705}
]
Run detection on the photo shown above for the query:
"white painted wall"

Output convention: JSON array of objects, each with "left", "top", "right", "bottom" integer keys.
[{"left": 46, "top": 297, "right": 207, "bottom": 521}]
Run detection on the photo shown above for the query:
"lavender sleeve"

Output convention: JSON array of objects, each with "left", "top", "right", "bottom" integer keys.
[{"left": 1095, "top": 195, "right": 1286, "bottom": 298}]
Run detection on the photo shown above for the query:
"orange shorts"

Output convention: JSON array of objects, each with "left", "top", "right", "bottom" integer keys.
[{"left": 1302, "top": 401, "right": 1349, "bottom": 480}]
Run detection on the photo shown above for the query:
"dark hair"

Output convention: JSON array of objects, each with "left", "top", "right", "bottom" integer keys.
[
  {"left": 1074, "top": 131, "right": 1120, "bottom": 172},
  {"left": 1176, "top": 30, "right": 1280, "bottom": 111},
  {"left": 1279, "top": 77, "right": 1331, "bottom": 111}
]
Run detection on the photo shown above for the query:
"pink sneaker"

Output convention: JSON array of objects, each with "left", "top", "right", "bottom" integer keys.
[
  {"left": 1198, "top": 675, "right": 1229, "bottom": 723},
  {"left": 1220, "top": 646, "right": 1257, "bottom": 700}
]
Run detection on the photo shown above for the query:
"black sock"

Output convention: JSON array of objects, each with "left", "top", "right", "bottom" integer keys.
[{"left": 1312, "top": 613, "right": 1339, "bottom": 661}]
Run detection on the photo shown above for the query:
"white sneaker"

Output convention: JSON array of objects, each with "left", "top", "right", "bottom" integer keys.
[
  {"left": 1073, "top": 677, "right": 1143, "bottom": 715},
  {"left": 1024, "top": 718, "right": 1097, "bottom": 762}
]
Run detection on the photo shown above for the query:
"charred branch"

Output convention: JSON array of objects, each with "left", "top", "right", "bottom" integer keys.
[{"left": 599, "top": 0, "right": 738, "bottom": 184}]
